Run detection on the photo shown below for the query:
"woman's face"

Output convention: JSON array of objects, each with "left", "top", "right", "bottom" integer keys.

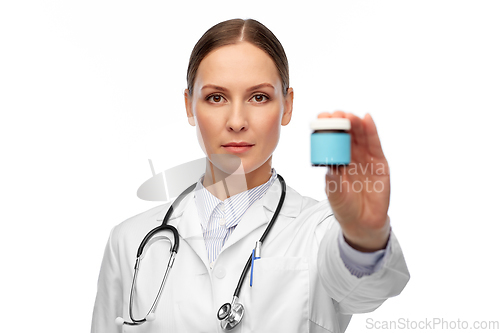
[{"left": 184, "top": 41, "right": 293, "bottom": 177}]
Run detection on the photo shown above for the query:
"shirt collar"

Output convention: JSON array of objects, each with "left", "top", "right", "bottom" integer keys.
[{"left": 194, "top": 168, "right": 278, "bottom": 230}]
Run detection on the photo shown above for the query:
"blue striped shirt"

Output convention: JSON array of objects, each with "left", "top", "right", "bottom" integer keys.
[{"left": 194, "top": 168, "right": 277, "bottom": 264}]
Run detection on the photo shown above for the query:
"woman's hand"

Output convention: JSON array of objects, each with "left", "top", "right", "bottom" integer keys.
[{"left": 320, "top": 111, "right": 391, "bottom": 252}]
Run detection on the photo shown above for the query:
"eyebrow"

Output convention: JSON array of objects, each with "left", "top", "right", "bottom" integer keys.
[{"left": 201, "top": 83, "right": 275, "bottom": 92}]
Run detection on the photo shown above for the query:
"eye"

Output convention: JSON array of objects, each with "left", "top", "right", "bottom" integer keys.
[
  {"left": 250, "top": 94, "right": 269, "bottom": 103},
  {"left": 206, "top": 94, "right": 226, "bottom": 104}
]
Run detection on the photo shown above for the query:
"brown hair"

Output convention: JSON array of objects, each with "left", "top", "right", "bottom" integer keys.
[{"left": 186, "top": 18, "right": 289, "bottom": 97}]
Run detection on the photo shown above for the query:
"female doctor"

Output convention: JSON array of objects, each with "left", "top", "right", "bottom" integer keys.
[{"left": 91, "top": 18, "right": 410, "bottom": 333}]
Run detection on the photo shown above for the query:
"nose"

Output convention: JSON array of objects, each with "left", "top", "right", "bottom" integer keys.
[{"left": 226, "top": 101, "right": 248, "bottom": 132}]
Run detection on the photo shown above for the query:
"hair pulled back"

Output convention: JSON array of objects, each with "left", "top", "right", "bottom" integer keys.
[{"left": 186, "top": 18, "right": 289, "bottom": 97}]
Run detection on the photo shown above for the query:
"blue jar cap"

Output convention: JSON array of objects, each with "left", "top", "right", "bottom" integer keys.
[{"left": 310, "top": 118, "right": 351, "bottom": 130}]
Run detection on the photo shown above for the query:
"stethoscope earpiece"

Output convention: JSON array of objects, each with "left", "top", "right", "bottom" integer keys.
[{"left": 115, "top": 312, "right": 156, "bottom": 326}]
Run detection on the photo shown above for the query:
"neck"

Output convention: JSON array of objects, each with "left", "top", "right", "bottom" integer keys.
[{"left": 202, "top": 157, "right": 273, "bottom": 201}]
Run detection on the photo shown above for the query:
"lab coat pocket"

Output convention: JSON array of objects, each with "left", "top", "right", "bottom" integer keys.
[{"left": 242, "top": 256, "right": 309, "bottom": 333}]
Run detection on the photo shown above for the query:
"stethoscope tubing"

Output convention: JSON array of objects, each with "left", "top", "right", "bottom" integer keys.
[
  {"left": 120, "top": 174, "right": 285, "bottom": 327},
  {"left": 232, "top": 174, "right": 286, "bottom": 298},
  {"left": 123, "top": 183, "right": 196, "bottom": 325},
  {"left": 135, "top": 182, "right": 196, "bottom": 258}
]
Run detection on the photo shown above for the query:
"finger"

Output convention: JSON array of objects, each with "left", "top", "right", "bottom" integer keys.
[
  {"left": 325, "top": 164, "right": 348, "bottom": 191},
  {"left": 331, "top": 110, "right": 346, "bottom": 118},
  {"left": 318, "top": 110, "right": 347, "bottom": 118},
  {"left": 345, "top": 113, "right": 366, "bottom": 149},
  {"left": 318, "top": 112, "right": 331, "bottom": 118},
  {"left": 363, "top": 113, "right": 385, "bottom": 159},
  {"left": 326, "top": 164, "right": 348, "bottom": 177},
  {"left": 342, "top": 113, "right": 367, "bottom": 163},
  {"left": 325, "top": 165, "right": 350, "bottom": 206}
]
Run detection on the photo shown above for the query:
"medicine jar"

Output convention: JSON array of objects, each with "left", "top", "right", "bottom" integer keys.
[{"left": 310, "top": 118, "right": 351, "bottom": 166}]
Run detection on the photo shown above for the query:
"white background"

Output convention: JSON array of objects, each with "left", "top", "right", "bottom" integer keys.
[{"left": 1, "top": 0, "right": 499, "bottom": 332}]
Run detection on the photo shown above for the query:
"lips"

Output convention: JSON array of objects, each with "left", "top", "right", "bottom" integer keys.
[
  {"left": 221, "top": 142, "right": 254, "bottom": 154},
  {"left": 221, "top": 142, "right": 254, "bottom": 147}
]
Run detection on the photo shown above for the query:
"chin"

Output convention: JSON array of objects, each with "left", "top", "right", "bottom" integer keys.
[{"left": 209, "top": 153, "right": 244, "bottom": 175}]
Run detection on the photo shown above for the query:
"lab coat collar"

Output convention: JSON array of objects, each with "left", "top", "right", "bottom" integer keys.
[
  {"left": 159, "top": 191, "right": 210, "bottom": 269},
  {"left": 220, "top": 175, "right": 301, "bottom": 251},
  {"left": 261, "top": 175, "right": 301, "bottom": 218},
  {"left": 165, "top": 173, "right": 301, "bottom": 220}
]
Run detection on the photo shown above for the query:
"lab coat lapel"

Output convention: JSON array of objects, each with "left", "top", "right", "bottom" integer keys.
[
  {"left": 222, "top": 200, "right": 269, "bottom": 251},
  {"left": 162, "top": 192, "right": 211, "bottom": 270},
  {"left": 222, "top": 178, "right": 301, "bottom": 251}
]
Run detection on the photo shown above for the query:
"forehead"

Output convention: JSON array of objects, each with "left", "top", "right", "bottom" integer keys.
[{"left": 195, "top": 42, "right": 281, "bottom": 91}]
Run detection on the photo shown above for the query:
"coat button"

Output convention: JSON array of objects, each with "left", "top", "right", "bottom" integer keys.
[{"left": 215, "top": 267, "right": 226, "bottom": 279}]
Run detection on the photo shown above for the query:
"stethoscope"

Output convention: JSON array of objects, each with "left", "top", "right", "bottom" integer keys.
[{"left": 115, "top": 174, "right": 286, "bottom": 330}]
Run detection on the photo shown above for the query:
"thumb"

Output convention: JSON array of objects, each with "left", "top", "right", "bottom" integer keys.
[{"left": 325, "top": 165, "right": 348, "bottom": 206}]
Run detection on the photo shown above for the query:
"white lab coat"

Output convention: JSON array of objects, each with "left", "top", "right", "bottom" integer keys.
[{"left": 91, "top": 179, "right": 410, "bottom": 333}]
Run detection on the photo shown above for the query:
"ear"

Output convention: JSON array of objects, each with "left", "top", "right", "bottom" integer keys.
[
  {"left": 184, "top": 89, "right": 196, "bottom": 127},
  {"left": 281, "top": 87, "right": 294, "bottom": 126}
]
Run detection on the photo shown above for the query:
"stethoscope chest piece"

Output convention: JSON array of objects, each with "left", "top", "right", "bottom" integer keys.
[{"left": 218, "top": 297, "right": 245, "bottom": 330}]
